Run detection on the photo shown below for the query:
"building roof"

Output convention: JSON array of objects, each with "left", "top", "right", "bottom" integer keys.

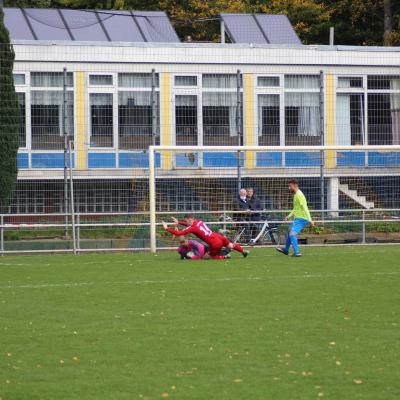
[
  {"left": 220, "top": 13, "right": 301, "bottom": 45},
  {"left": 3, "top": 7, "right": 180, "bottom": 43}
]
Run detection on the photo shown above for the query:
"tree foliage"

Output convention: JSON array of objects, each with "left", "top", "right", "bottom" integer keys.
[{"left": 0, "top": 7, "right": 19, "bottom": 212}]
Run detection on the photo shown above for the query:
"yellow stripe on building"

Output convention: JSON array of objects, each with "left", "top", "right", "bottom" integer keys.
[
  {"left": 243, "top": 74, "right": 255, "bottom": 169},
  {"left": 325, "top": 74, "right": 335, "bottom": 168},
  {"left": 161, "top": 73, "right": 172, "bottom": 170},
  {"left": 75, "top": 72, "right": 87, "bottom": 169}
]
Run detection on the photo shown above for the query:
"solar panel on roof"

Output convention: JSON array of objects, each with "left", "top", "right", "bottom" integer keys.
[
  {"left": 24, "top": 9, "right": 72, "bottom": 41},
  {"left": 255, "top": 14, "right": 301, "bottom": 45},
  {"left": 220, "top": 13, "right": 301, "bottom": 45},
  {"left": 3, "top": 8, "right": 35, "bottom": 40},
  {"left": 3, "top": 8, "right": 180, "bottom": 43},
  {"left": 220, "top": 14, "right": 267, "bottom": 44},
  {"left": 60, "top": 10, "right": 109, "bottom": 41},
  {"left": 133, "top": 11, "right": 180, "bottom": 43},
  {"left": 99, "top": 10, "right": 144, "bottom": 42}
]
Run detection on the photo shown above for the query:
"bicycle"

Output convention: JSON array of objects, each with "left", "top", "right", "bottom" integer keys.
[{"left": 219, "top": 215, "right": 285, "bottom": 246}]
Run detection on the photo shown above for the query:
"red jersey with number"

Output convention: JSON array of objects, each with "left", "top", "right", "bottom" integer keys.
[{"left": 166, "top": 219, "right": 222, "bottom": 245}]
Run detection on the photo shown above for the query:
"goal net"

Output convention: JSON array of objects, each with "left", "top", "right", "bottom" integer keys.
[{"left": 149, "top": 145, "right": 400, "bottom": 252}]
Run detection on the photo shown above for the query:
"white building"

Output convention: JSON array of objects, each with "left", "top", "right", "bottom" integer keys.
[{"left": 4, "top": 8, "right": 400, "bottom": 213}]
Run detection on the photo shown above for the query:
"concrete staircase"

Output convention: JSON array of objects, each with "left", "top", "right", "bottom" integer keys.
[{"left": 339, "top": 183, "right": 375, "bottom": 209}]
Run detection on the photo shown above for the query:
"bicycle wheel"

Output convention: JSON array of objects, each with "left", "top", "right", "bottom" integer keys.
[
  {"left": 233, "top": 227, "right": 246, "bottom": 244},
  {"left": 270, "top": 230, "right": 280, "bottom": 246}
]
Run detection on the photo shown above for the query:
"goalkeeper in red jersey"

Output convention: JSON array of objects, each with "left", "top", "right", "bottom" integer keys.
[{"left": 162, "top": 214, "right": 249, "bottom": 259}]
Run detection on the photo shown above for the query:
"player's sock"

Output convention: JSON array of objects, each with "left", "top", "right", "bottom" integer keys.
[
  {"left": 211, "top": 255, "right": 226, "bottom": 260},
  {"left": 233, "top": 243, "right": 244, "bottom": 254},
  {"left": 290, "top": 234, "right": 300, "bottom": 255}
]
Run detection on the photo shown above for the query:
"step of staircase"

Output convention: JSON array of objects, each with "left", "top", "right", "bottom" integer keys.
[{"left": 339, "top": 184, "right": 375, "bottom": 209}]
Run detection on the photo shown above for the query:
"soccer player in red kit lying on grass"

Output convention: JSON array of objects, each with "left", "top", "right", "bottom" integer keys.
[{"left": 163, "top": 214, "right": 249, "bottom": 260}]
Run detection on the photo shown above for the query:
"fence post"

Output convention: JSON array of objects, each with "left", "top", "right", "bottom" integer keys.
[
  {"left": 76, "top": 213, "right": 80, "bottom": 252},
  {"left": 319, "top": 70, "right": 325, "bottom": 221},
  {"left": 63, "top": 67, "right": 69, "bottom": 237},
  {"left": 236, "top": 69, "right": 242, "bottom": 192},
  {"left": 362, "top": 210, "right": 366, "bottom": 244},
  {"left": 68, "top": 140, "right": 77, "bottom": 255},
  {"left": 149, "top": 146, "right": 157, "bottom": 253},
  {"left": 0, "top": 215, "right": 4, "bottom": 256}
]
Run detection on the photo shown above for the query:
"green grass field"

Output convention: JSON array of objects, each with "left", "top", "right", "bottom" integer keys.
[{"left": 1, "top": 246, "right": 399, "bottom": 400}]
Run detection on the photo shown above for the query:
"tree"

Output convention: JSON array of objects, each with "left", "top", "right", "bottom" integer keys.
[
  {"left": 0, "top": 6, "right": 19, "bottom": 212},
  {"left": 384, "top": 0, "right": 393, "bottom": 45}
]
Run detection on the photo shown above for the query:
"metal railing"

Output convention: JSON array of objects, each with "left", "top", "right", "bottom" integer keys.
[{"left": 1, "top": 208, "right": 399, "bottom": 255}]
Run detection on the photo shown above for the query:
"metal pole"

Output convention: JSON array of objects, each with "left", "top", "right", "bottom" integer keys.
[
  {"left": 319, "top": 70, "right": 325, "bottom": 221},
  {"left": 76, "top": 213, "right": 80, "bottom": 251},
  {"left": 220, "top": 20, "right": 225, "bottom": 43},
  {"left": 236, "top": 69, "right": 242, "bottom": 192},
  {"left": 68, "top": 139, "right": 77, "bottom": 255},
  {"left": 329, "top": 27, "right": 335, "bottom": 46},
  {"left": 63, "top": 67, "right": 69, "bottom": 237},
  {"left": 151, "top": 69, "right": 157, "bottom": 146},
  {"left": 0, "top": 215, "right": 4, "bottom": 256},
  {"left": 149, "top": 146, "right": 157, "bottom": 253},
  {"left": 362, "top": 210, "right": 366, "bottom": 244}
]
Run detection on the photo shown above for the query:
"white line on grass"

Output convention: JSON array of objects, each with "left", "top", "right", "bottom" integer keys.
[
  {"left": 0, "top": 271, "right": 399, "bottom": 290},
  {"left": 1, "top": 248, "right": 399, "bottom": 268}
]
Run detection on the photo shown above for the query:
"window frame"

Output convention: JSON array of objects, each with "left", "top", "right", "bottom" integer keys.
[
  {"left": 29, "top": 71, "right": 75, "bottom": 152},
  {"left": 255, "top": 74, "right": 284, "bottom": 147},
  {"left": 88, "top": 72, "right": 117, "bottom": 150},
  {"left": 117, "top": 72, "right": 160, "bottom": 151}
]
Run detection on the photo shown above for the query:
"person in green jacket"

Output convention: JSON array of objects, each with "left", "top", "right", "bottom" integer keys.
[{"left": 276, "top": 179, "right": 315, "bottom": 257}]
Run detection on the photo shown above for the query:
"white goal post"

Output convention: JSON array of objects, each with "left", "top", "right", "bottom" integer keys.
[{"left": 148, "top": 145, "right": 400, "bottom": 253}]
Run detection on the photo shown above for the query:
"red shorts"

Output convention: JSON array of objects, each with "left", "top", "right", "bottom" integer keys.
[{"left": 207, "top": 234, "right": 231, "bottom": 257}]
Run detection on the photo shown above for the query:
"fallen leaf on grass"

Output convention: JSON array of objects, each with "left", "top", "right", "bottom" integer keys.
[
  {"left": 336, "top": 361, "right": 341, "bottom": 366},
  {"left": 233, "top": 378, "right": 242, "bottom": 383},
  {"left": 353, "top": 379, "right": 363, "bottom": 385},
  {"left": 161, "top": 393, "right": 169, "bottom": 398}
]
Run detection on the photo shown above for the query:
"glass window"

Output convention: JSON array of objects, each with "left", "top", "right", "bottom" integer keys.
[
  {"left": 368, "top": 76, "right": 400, "bottom": 90},
  {"left": 175, "top": 76, "right": 197, "bottom": 87},
  {"left": 285, "top": 92, "right": 321, "bottom": 145},
  {"left": 89, "top": 75, "right": 113, "bottom": 86},
  {"left": 202, "top": 74, "right": 238, "bottom": 89},
  {"left": 13, "top": 74, "right": 25, "bottom": 85},
  {"left": 16, "top": 93, "right": 26, "bottom": 147},
  {"left": 31, "top": 72, "right": 73, "bottom": 87},
  {"left": 202, "top": 92, "right": 241, "bottom": 145},
  {"left": 90, "top": 93, "right": 113, "bottom": 148},
  {"left": 118, "top": 91, "right": 159, "bottom": 150},
  {"left": 338, "top": 77, "right": 363, "bottom": 88},
  {"left": 336, "top": 94, "right": 365, "bottom": 145},
  {"left": 257, "top": 76, "right": 280, "bottom": 87},
  {"left": 368, "top": 93, "right": 400, "bottom": 145},
  {"left": 176, "top": 95, "right": 198, "bottom": 145},
  {"left": 31, "top": 91, "right": 74, "bottom": 150},
  {"left": 285, "top": 75, "right": 320, "bottom": 89},
  {"left": 118, "top": 73, "right": 159, "bottom": 88},
  {"left": 258, "top": 94, "right": 280, "bottom": 145}
]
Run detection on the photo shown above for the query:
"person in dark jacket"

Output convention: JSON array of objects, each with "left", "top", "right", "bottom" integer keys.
[
  {"left": 246, "top": 188, "right": 262, "bottom": 237},
  {"left": 235, "top": 188, "right": 251, "bottom": 242}
]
